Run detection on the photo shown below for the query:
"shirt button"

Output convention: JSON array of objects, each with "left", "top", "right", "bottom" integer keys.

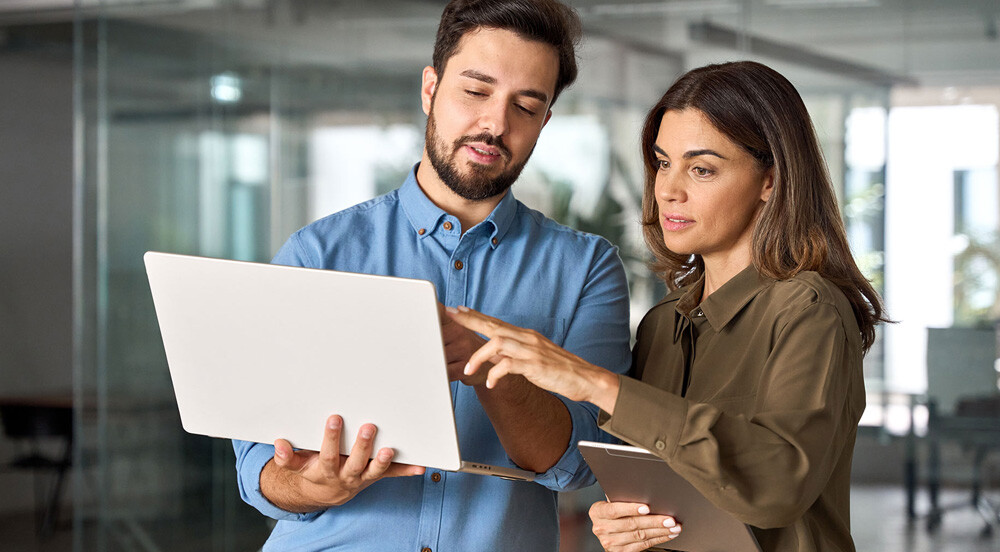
[
  {"left": 431, "top": 472, "right": 441, "bottom": 482},
  {"left": 417, "top": 228, "right": 426, "bottom": 235},
  {"left": 443, "top": 221, "right": 453, "bottom": 231},
  {"left": 491, "top": 237, "right": 498, "bottom": 245},
  {"left": 454, "top": 260, "right": 463, "bottom": 270},
  {"left": 654, "top": 440, "right": 666, "bottom": 451}
]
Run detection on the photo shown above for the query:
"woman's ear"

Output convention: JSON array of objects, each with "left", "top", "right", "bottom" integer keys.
[
  {"left": 760, "top": 168, "right": 775, "bottom": 202},
  {"left": 421, "top": 66, "right": 438, "bottom": 116}
]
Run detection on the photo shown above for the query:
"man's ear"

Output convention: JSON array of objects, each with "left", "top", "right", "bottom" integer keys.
[
  {"left": 542, "top": 109, "right": 553, "bottom": 128},
  {"left": 421, "top": 66, "right": 438, "bottom": 116},
  {"left": 760, "top": 167, "right": 775, "bottom": 202}
]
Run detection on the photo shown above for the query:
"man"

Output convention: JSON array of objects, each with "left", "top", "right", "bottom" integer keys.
[{"left": 233, "top": 1, "right": 631, "bottom": 550}]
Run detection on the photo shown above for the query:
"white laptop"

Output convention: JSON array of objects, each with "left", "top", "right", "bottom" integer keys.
[{"left": 144, "top": 251, "right": 534, "bottom": 481}]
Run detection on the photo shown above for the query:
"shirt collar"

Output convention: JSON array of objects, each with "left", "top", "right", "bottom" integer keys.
[
  {"left": 399, "top": 163, "right": 518, "bottom": 249},
  {"left": 399, "top": 164, "right": 448, "bottom": 237},
  {"left": 676, "top": 264, "right": 772, "bottom": 330}
]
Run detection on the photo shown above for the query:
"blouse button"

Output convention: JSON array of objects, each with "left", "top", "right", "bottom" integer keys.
[
  {"left": 443, "top": 221, "right": 453, "bottom": 231},
  {"left": 654, "top": 440, "right": 666, "bottom": 451}
]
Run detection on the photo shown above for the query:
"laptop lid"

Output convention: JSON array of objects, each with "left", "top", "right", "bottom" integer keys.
[
  {"left": 578, "top": 440, "right": 761, "bottom": 552},
  {"left": 144, "top": 251, "right": 465, "bottom": 471}
]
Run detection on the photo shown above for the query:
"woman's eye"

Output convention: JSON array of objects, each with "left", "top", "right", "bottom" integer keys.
[
  {"left": 656, "top": 160, "right": 670, "bottom": 171},
  {"left": 693, "top": 166, "right": 712, "bottom": 177}
]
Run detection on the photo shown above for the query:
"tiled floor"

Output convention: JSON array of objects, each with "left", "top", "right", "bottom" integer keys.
[{"left": 1, "top": 485, "right": 997, "bottom": 551}]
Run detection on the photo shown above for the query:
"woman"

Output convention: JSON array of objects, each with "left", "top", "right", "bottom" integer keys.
[{"left": 447, "top": 60, "right": 887, "bottom": 552}]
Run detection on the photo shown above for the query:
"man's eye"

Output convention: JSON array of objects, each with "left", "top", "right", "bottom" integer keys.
[
  {"left": 516, "top": 105, "right": 537, "bottom": 116},
  {"left": 466, "top": 90, "right": 486, "bottom": 97}
]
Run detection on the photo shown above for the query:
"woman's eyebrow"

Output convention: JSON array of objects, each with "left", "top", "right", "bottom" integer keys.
[{"left": 683, "top": 149, "right": 727, "bottom": 160}]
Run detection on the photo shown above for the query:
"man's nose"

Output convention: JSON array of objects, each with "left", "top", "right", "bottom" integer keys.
[{"left": 478, "top": 99, "right": 508, "bottom": 137}]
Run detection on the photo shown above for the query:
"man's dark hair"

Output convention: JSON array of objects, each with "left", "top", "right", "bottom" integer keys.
[{"left": 432, "top": 0, "right": 582, "bottom": 106}]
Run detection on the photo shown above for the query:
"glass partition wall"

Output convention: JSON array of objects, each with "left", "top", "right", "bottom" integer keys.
[{"left": 34, "top": 0, "right": 995, "bottom": 550}]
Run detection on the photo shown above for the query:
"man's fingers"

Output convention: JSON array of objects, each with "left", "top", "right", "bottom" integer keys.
[
  {"left": 382, "top": 462, "right": 427, "bottom": 478},
  {"left": 342, "top": 423, "right": 377, "bottom": 475},
  {"left": 362, "top": 447, "right": 395, "bottom": 481},
  {"left": 273, "top": 438, "right": 310, "bottom": 472},
  {"left": 317, "top": 415, "right": 344, "bottom": 473}
]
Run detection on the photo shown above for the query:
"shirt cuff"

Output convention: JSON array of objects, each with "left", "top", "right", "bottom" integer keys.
[
  {"left": 531, "top": 394, "right": 615, "bottom": 492},
  {"left": 234, "top": 440, "right": 322, "bottom": 522},
  {"left": 599, "top": 375, "right": 687, "bottom": 459}
]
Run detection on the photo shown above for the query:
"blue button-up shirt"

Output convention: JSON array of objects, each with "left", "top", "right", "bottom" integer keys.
[{"left": 234, "top": 166, "right": 631, "bottom": 552}]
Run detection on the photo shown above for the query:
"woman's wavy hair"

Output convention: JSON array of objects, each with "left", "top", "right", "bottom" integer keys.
[{"left": 640, "top": 61, "right": 887, "bottom": 352}]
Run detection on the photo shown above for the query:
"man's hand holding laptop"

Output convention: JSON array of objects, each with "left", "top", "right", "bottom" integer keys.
[
  {"left": 267, "top": 415, "right": 425, "bottom": 512},
  {"left": 262, "top": 302, "right": 505, "bottom": 511}
]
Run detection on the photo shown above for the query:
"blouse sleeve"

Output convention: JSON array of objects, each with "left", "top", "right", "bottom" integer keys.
[{"left": 601, "top": 300, "right": 865, "bottom": 529}]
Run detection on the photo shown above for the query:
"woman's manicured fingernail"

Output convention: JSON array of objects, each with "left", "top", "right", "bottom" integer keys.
[
  {"left": 637, "top": 505, "right": 650, "bottom": 515},
  {"left": 457, "top": 305, "right": 470, "bottom": 312},
  {"left": 463, "top": 363, "right": 472, "bottom": 375},
  {"left": 663, "top": 518, "right": 675, "bottom": 528},
  {"left": 445, "top": 306, "right": 458, "bottom": 314},
  {"left": 669, "top": 525, "right": 681, "bottom": 534}
]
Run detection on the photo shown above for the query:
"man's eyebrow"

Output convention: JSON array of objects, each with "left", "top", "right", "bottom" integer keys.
[{"left": 459, "top": 69, "right": 550, "bottom": 105}]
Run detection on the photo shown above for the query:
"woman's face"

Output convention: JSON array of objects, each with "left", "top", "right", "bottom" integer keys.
[{"left": 652, "top": 109, "right": 773, "bottom": 268}]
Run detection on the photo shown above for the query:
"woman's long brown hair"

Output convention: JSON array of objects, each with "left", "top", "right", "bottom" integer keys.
[{"left": 640, "top": 61, "right": 888, "bottom": 352}]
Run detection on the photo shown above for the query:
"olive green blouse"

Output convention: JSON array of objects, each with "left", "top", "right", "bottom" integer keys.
[{"left": 600, "top": 265, "right": 865, "bottom": 552}]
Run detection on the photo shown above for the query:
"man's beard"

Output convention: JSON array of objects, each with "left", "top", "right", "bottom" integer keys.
[{"left": 424, "top": 110, "right": 531, "bottom": 201}]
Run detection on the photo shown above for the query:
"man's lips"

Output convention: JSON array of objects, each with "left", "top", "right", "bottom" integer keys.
[{"left": 462, "top": 142, "right": 506, "bottom": 164}]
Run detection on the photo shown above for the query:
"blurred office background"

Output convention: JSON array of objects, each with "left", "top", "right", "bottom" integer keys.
[{"left": 1, "top": 0, "right": 999, "bottom": 550}]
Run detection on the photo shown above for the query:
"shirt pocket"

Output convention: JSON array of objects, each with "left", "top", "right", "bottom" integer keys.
[{"left": 494, "top": 314, "right": 569, "bottom": 346}]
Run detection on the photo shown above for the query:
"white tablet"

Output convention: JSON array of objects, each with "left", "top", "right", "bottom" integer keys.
[{"left": 578, "top": 440, "right": 761, "bottom": 552}]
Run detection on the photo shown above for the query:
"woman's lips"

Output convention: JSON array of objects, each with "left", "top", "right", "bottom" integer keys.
[{"left": 662, "top": 214, "right": 694, "bottom": 232}]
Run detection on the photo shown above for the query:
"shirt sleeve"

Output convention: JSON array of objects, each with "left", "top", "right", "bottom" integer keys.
[
  {"left": 601, "top": 301, "right": 863, "bottom": 528},
  {"left": 233, "top": 439, "right": 322, "bottom": 521},
  {"left": 232, "top": 233, "right": 322, "bottom": 520},
  {"left": 532, "top": 242, "right": 632, "bottom": 492}
]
